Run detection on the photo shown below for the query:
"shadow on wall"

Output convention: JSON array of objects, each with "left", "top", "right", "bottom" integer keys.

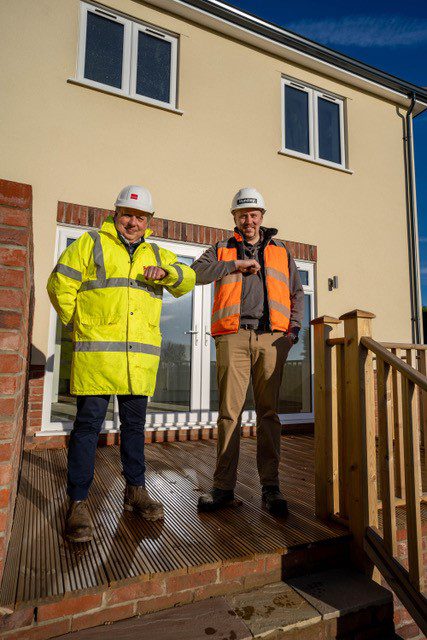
[{"left": 30, "top": 345, "right": 47, "bottom": 369}]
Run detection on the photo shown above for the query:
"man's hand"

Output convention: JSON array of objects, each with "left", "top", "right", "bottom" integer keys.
[
  {"left": 234, "top": 259, "right": 261, "bottom": 274},
  {"left": 144, "top": 266, "right": 167, "bottom": 280}
]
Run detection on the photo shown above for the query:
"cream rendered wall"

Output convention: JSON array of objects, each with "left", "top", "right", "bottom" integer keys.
[{"left": 0, "top": 0, "right": 412, "bottom": 364}]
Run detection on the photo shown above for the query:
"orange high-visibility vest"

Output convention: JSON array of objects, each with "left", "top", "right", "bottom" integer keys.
[{"left": 211, "top": 231, "right": 291, "bottom": 336}]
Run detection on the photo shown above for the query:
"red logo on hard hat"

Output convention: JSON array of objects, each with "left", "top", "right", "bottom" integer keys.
[{"left": 130, "top": 193, "right": 138, "bottom": 199}]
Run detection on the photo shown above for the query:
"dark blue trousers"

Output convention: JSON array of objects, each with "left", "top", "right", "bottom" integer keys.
[{"left": 67, "top": 395, "right": 147, "bottom": 501}]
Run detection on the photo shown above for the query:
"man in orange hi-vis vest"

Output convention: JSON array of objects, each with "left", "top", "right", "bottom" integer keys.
[{"left": 192, "top": 187, "right": 304, "bottom": 516}]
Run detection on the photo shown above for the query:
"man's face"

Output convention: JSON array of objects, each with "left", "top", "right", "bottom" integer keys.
[
  {"left": 233, "top": 208, "right": 264, "bottom": 242},
  {"left": 114, "top": 207, "right": 151, "bottom": 243}
]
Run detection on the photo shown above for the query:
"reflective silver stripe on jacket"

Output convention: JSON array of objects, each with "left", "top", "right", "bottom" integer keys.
[
  {"left": 170, "top": 262, "right": 184, "bottom": 289},
  {"left": 79, "top": 277, "right": 162, "bottom": 298},
  {"left": 216, "top": 273, "right": 241, "bottom": 286},
  {"left": 150, "top": 243, "right": 162, "bottom": 267},
  {"left": 265, "top": 267, "right": 289, "bottom": 286},
  {"left": 269, "top": 299, "right": 291, "bottom": 319},
  {"left": 74, "top": 341, "right": 161, "bottom": 355},
  {"left": 84, "top": 232, "right": 162, "bottom": 298},
  {"left": 211, "top": 304, "right": 241, "bottom": 325},
  {"left": 53, "top": 264, "right": 82, "bottom": 281},
  {"left": 88, "top": 230, "right": 106, "bottom": 284}
]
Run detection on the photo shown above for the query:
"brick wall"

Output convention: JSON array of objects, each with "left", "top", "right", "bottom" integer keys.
[
  {"left": 1, "top": 553, "right": 282, "bottom": 639},
  {"left": 383, "top": 526, "right": 427, "bottom": 640},
  {"left": 0, "top": 179, "right": 34, "bottom": 581}
]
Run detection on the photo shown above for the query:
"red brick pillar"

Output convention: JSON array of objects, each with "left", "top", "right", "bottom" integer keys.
[{"left": 0, "top": 179, "right": 34, "bottom": 581}]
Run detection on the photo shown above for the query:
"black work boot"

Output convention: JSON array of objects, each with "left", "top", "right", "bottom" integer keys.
[
  {"left": 197, "top": 488, "right": 236, "bottom": 512},
  {"left": 124, "top": 484, "right": 164, "bottom": 521},
  {"left": 262, "top": 485, "right": 288, "bottom": 517},
  {"left": 65, "top": 499, "right": 94, "bottom": 543}
]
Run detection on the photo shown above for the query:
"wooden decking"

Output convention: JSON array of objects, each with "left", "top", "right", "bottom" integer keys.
[{"left": 1, "top": 435, "right": 348, "bottom": 609}]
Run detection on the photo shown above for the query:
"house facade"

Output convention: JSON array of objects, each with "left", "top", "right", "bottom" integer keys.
[{"left": 1, "top": 0, "right": 427, "bottom": 438}]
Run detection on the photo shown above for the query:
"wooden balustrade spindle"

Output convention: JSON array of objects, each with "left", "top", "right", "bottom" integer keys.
[
  {"left": 401, "top": 376, "right": 424, "bottom": 591},
  {"left": 391, "top": 348, "right": 405, "bottom": 500},
  {"left": 417, "top": 349, "right": 427, "bottom": 483},
  {"left": 337, "top": 342, "right": 348, "bottom": 519},
  {"left": 376, "top": 358, "right": 397, "bottom": 556}
]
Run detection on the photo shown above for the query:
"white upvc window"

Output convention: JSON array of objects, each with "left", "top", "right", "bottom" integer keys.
[
  {"left": 282, "top": 77, "right": 346, "bottom": 170},
  {"left": 76, "top": 2, "right": 178, "bottom": 109}
]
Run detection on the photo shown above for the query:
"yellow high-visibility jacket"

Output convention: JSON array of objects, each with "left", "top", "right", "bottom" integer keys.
[{"left": 47, "top": 216, "right": 195, "bottom": 396}]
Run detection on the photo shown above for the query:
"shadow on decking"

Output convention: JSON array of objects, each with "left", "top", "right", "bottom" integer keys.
[{"left": 1, "top": 435, "right": 349, "bottom": 609}]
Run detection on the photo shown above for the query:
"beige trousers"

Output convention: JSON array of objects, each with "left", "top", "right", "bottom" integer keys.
[{"left": 213, "top": 329, "right": 292, "bottom": 490}]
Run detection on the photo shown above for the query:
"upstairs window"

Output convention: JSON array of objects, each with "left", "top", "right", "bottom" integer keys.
[
  {"left": 282, "top": 78, "right": 346, "bottom": 169},
  {"left": 77, "top": 2, "right": 178, "bottom": 109}
]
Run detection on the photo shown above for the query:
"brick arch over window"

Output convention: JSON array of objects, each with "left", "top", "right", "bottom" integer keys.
[{"left": 56, "top": 202, "right": 317, "bottom": 262}]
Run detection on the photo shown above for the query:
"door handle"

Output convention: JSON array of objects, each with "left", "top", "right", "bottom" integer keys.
[
  {"left": 184, "top": 326, "right": 199, "bottom": 346},
  {"left": 204, "top": 326, "right": 211, "bottom": 347}
]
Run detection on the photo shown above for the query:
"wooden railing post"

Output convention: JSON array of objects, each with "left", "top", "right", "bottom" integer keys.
[
  {"left": 311, "top": 315, "right": 342, "bottom": 519},
  {"left": 340, "top": 310, "right": 378, "bottom": 573}
]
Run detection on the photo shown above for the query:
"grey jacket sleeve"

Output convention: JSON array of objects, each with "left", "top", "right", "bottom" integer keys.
[
  {"left": 191, "top": 245, "right": 237, "bottom": 285},
  {"left": 287, "top": 250, "right": 304, "bottom": 330}
]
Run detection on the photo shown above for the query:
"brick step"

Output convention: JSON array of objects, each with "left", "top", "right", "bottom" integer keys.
[
  {"left": 0, "top": 538, "right": 352, "bottom": 640},
  {"left": 52, "top": 568, "right": 395, "bottom": 640}
]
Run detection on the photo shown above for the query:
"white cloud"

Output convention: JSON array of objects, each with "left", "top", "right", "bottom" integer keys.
[{"left": 287, "top": 15, "right": 427, "bottom": 48}]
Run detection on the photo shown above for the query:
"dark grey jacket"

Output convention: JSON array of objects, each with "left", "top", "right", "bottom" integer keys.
[{"left": 191, "top": 227, "right": 304, "bottom": 330}]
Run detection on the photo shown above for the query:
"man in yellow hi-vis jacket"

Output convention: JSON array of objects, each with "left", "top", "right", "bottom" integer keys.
[{"left": 47, "top": 185, "right": 195, "bottom": 542}]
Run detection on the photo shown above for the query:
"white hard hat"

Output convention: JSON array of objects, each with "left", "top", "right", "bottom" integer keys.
[
  {"left": 115, "top": 185, "right": 154, "bottom": 215},
  {"left": 231, "top": 187, "right": 266, "bottom": 213}
]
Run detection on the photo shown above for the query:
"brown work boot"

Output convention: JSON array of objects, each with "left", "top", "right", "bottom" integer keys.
[
  {"left": 197, "top": 488, "right": 237, "bottom": 512},
  {"left": 65, "top": 500, "right": 93, "bottom": 542},
  {"left": 124, "top": 484, "right": 164, "bottom": 521},
  {"left": 262, "top": 485, "right": 289, "bottom": 517}
]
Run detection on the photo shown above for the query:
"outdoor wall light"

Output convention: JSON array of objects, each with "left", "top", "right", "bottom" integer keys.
[{"left": 328, "top": 275, "right": 339, "bottom": 291}]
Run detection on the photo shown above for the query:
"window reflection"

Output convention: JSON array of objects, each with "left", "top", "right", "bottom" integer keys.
[
  {"left": 148, "top": 256, "right": 193, "bottom": 412},
  {"left": 84, "top": 12, "right": 124, "bottom": 89},
  {"left": 278, "top": 295, "right": 312, "bottom": 413}
]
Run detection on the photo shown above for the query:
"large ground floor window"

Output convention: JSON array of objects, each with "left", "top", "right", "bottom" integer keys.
[{"left": 42, "top": 225, "right": 315, "bottom": 433}]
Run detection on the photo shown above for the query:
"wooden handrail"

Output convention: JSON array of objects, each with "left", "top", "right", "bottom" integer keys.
[
  {"left": 381, "top": 342, "right": 427, "bottom": 350},
  {"left": 364, "top": 528, "right": 427, "bottom": 635},
  {"left": 313, "top": 310, "right": 426, "bottom": 618},
  {"left": 361, "top": 336, "right": 427, "bottom": 391}
]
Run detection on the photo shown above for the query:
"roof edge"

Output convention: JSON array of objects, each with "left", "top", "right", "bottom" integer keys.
[{"left": 144, "top": 0, "right": 427, "bottom": 114}]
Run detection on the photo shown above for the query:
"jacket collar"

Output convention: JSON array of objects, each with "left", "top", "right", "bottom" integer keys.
[
  {"left": 100, "top": 215, "right": 153, "bottom": 241},
  {"left": 233, "top": 225, "right": 277, "bottom": 244}
]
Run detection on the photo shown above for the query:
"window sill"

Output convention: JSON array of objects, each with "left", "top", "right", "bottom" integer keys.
[
  {"left": 278, "top": 150, "right": 353, "bottom": 174},
  {"left": 67, "top": 78, "right": 184, "bottom": 115}
]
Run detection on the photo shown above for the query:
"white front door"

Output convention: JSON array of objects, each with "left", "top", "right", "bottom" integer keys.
[{"left": 42, "top": 226, "right": 314, "bottom": 433}]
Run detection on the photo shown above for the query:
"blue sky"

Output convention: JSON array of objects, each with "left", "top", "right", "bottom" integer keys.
[{"left": 230, "top": 0, "right": 427, "bottom": 303}]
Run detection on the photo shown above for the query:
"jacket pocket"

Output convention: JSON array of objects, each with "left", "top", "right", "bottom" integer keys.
[{"left": 74, "top": 314, "right": 122, "bottom": 342}]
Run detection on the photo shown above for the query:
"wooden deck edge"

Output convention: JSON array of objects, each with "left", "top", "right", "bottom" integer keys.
[{"left": 0, "top": 535, "right": 351, "bottom": 639}]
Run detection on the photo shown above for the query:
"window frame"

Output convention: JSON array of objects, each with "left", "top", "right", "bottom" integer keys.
[
  {"left": 282, "top": 77, "right": 346, "bottom": 170},
  {"left": 76, "top": 1, "right": 178, "bottom": 110},
  {"left": 278, "top": 261, "right": 315, "bottom": 424}
]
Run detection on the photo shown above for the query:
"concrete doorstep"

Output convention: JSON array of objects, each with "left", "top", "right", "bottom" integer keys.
[{"left": 55, "top": 568, "right": 395, "bottom": 640}]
